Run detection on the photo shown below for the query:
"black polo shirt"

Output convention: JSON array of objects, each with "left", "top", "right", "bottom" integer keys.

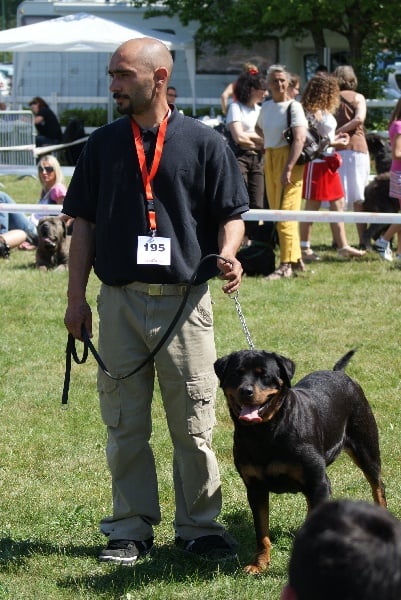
[{"left": 63, "top": 108, "right": 249, "bottom": 285}]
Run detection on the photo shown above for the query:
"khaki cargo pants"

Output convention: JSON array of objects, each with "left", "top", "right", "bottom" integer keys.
[{"left": 97, "top": 281, "right": 226, "bottom": 542}]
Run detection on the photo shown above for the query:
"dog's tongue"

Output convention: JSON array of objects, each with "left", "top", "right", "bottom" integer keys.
[{"left": 239, "top": 405, "right": 262, "bottom": 423}]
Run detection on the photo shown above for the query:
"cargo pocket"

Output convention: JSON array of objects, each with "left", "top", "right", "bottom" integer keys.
[
  {"left": 97, "top": 374, "right": 121, "bottom": 428},
  {"left": 185, "top": 374, "right": 217, "bottom": 435}
]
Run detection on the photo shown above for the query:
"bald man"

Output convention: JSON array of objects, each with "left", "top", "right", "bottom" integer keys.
[{"left": 63, "top": 38, "right": 249, "bottom": 565}]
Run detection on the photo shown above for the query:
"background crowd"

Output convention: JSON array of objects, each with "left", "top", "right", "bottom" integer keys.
[{"left": 223, "top": 61, "right": 401, "bottom": 279}]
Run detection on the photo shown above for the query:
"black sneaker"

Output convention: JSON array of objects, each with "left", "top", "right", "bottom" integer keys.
[
  {"left": 98, "top": 537, "right": 153, "bottom": 565},
  {"left": 176, "top": 534, "right": 238, "bottom": 561},
  {"left": 0, "top": 237, "right": 10, "bottom": 259}
]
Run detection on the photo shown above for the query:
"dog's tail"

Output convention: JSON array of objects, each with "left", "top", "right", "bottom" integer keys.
[{"left": 333, "top": 348, "right": 357, "bottom": 372}]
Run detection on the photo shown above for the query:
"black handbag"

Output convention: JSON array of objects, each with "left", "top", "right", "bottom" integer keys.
[
  {"left": 237, "top": 222, "right": 277, "bottom": 276},
  {"left": 283, "top": 102, "right": 330, "bottom": 165},
  {"left": 214, "top": 122, "right": 242, "bottom": 156}
]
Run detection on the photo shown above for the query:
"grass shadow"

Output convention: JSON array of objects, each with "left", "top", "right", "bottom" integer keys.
[
  {"left": 57, "top": 541, "right": 243, "bottom": 594},
  {"left": 0, "top": 535, "right": 96, "bottom": 570},
  {"left": 0, "top": 509, "right": 293, "bottom": 595}
]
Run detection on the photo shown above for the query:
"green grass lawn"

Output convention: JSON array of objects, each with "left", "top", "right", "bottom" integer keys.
[{"left": 1, "top": 174, "right": 401, "bottom": 599}]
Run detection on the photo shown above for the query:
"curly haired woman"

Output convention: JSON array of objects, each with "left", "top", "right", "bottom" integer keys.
[{"left": 300, "top": 74, "right": 366, "bottom": 261}]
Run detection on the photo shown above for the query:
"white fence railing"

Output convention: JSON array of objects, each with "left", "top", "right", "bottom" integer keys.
[
  {"left": 2, "top": 206, "right": 401, "bottom": 226},
  {"left": 5, "top": 96, "right": 398, "bottom": 116}
]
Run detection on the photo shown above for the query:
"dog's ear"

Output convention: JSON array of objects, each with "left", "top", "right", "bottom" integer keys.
[
  {"left": 214, "top": 355, "right": 232, "bottom": 385},
  {"left": 60, "top": 219, "right": 67, "bottom": 238},
  {"left": 272, "top": 353, "right": 296, "bottom": 388}
]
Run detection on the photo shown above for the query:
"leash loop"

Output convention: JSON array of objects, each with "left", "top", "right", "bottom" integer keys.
[{"left": 230, "top": 291, "right": 255, "bottom": 350}]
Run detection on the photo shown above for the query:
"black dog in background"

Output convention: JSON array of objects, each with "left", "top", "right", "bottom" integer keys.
[
  {"left": 363, "top": 133, "right": 399, "bottom": 249},
  {"left": 63, "top": 117, "right": 87, "bottom": 166},
  {"left": 214, "top": 348, "right": 386, "bottom": 574}
]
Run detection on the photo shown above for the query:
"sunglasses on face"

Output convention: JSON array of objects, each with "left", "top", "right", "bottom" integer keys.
[{"left": 38, "top": 166, "right": 54, "bottom": 174}]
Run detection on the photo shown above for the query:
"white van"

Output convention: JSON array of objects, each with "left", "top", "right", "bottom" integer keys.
[{"left": 384, "top": 62, "right": 401, "bottom": 99}]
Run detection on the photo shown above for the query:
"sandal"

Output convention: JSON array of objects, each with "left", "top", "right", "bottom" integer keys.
[
  {"left": 264, "top": 263, "right": 293, "bottom": 280},
  {"left": 302, "top": 249, "right": 321, "bottom": 262},
  {"left": 338, "top": 246, "right": 366, "bottom": 259}
]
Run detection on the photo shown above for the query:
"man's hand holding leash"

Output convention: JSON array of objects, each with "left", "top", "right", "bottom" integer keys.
[
  {"left": 64, "top": 217, "right": 95, "bottom": 341},
  {"left": 64, "top": 300, "right": 92, "bottom": 342},
  {"left": 218, "top": 255, "right": 243, "bottom": 294},
  {"left": 218, "top": 215, "right": 245, "bottom": 294}
]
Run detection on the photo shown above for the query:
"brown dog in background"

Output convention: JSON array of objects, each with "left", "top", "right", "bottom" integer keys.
[
  {"left": 36, "top": 217, "right": 70, "bottom": 271},
  {"left": 214, "top": 348, "right": 386, "bottom": 574}
]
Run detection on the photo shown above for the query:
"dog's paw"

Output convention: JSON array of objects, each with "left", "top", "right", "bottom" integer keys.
[
  {"left": 244, "top": 561, "right": 270, "bottom": 575},
  {"left": 243, "top": 550, "right": 271, "bottom": 575}
]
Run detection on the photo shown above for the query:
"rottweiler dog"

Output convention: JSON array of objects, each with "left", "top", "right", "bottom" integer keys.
[{"left": 214, "top": 349, "right": 386, "bottom": 574}]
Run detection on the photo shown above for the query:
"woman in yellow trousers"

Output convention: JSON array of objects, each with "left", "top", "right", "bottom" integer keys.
[{"left": 257, "top": 64, "right": 307, "bottom": 280}]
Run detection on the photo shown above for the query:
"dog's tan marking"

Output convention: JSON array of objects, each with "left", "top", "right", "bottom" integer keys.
[
  {"left": 244, "top": 536, "right": 271, "bottom": 575},
  {"left": 258, "top": 391, "right": 283, "bottom": 421},
  {"left": 240, "top": 464, "right": 264, "bottom": 483},
  {"left": 265, "top": 461, "right": 305, "bottom": 485},
  {"left": 345, "top": 448, "right": 387, "bottom": 508}
]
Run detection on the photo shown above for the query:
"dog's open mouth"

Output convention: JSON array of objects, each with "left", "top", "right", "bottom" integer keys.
[
  {"left": 239, "top": 405, "right": 263, "bottom": 423},
  {"left": 238, "top": 389, "right": 280, "bottom": 423},
  {"left": 42, "top": 236, "right": 57, "bottom": 248}
]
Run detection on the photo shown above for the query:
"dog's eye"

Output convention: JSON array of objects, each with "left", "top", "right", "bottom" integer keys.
[{"left": 254, "top": 368, "right": 265, "bottom": 376}]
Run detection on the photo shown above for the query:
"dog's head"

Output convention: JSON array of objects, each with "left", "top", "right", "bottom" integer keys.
[
  {"left": 37, "top": 217, "right": 67, "bottom": 252},
  {"left": 366, "top": 133, "right": 392, "bottom": 174},
  {"left": 214, "top": 349, "right": 295, "bottom": 424}
]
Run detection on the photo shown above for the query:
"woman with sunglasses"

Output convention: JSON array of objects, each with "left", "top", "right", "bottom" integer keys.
[
  {"left": 30, "top": 155, "right": 67, "bottom": 227},
  {"left": 0, "top": 155, "right": 68, "bottom": 257}
]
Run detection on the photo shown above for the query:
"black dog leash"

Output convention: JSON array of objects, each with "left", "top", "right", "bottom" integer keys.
[{"left": 62, "top": 253, "right": 237, "bottom": 405}]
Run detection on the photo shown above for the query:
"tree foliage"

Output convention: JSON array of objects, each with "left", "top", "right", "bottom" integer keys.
[
  {"left": 1, "top": 0, "right": 18, "bottom": 30},
  {"left": 134, "top": 0, "right": 401, "bottom": 67},
  {"left": 0, "top": 0, "right": 18, "bottom": 62}
]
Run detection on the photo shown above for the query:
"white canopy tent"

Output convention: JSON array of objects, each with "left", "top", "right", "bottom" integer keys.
[{"left": 0, "top": 12, "right": 196, "bottom": 117}]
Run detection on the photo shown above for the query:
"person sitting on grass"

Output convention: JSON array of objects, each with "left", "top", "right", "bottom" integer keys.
[{"left": 0, "top": 191, "right": 38, "bottom": 259}]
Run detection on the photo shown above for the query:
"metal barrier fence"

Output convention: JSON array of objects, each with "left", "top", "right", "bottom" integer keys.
[{"left": 0, "top": 110, "right": 35, "bottom": 167}]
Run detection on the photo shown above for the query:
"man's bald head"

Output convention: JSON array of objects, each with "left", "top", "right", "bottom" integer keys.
[
  {"left": 114, "top": 37, "right": 174, "bottom": 77},
  {"left": 108, "top": 37, "right": 174, "bottom": 125}
]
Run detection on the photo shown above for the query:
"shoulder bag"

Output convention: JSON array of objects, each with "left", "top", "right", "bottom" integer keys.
[{"left": 283, "top": 102, "right": 330, "bottom": 164}]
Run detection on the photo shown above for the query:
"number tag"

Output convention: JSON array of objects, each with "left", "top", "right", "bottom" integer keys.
[{"left": 137, "top": 236, "right": 171, "bottom": 266}]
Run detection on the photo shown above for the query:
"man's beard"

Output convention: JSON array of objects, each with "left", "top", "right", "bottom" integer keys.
[
  {"left": 113, "top": 93, "right": 133, "bottom": 115},
  {"left": 113, "top": 86, "right": 155, "bottom": 116}
]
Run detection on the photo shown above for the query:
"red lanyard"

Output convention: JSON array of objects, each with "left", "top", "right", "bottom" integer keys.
[{"left": 131, "top": 113, "right": 169, "bottom": 234}]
